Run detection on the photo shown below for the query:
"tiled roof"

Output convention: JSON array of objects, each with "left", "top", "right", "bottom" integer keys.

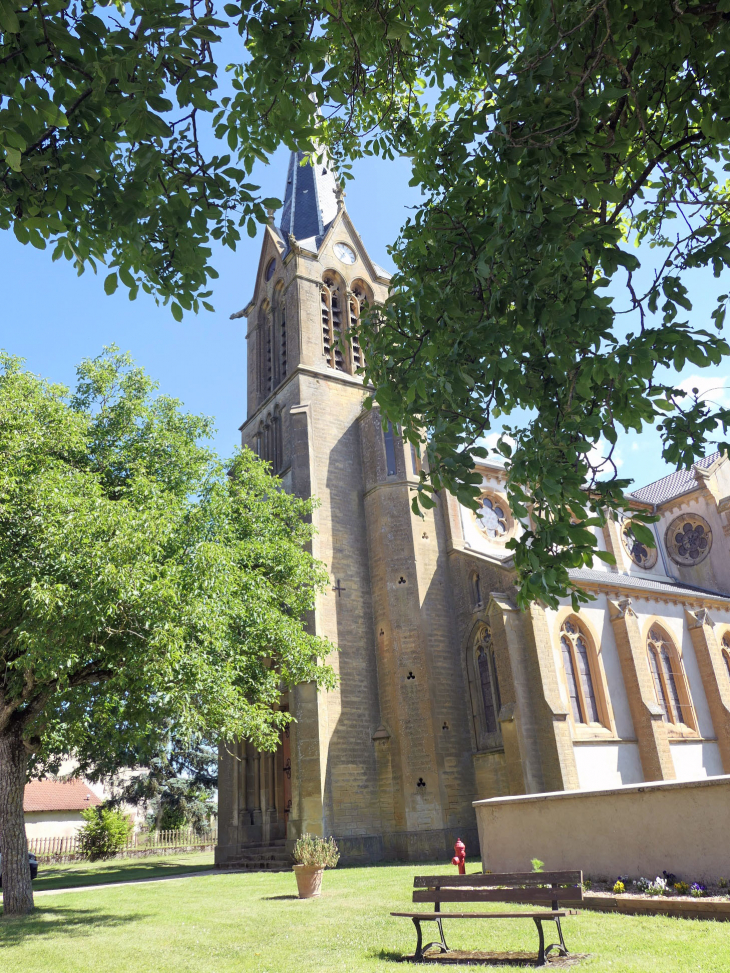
[
  {"left": 568, "top": 568, "right": 730, "bottom": 602},
  {"left": 629, "top": 452, "right": 720, "bottom": 505},
  {"left": 24, "top": 779, "right": 102, "bottom": 813},
  {"left": 279, "top": 150, "right": 338, "bottom": 251}
]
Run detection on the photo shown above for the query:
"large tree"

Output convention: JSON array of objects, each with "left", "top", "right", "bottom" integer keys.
[
  {"left": 225, "top": 0, "right": 730, "bottom": 606},
  {"left": 0, "top": 348, "right": 333, "bottom": 916},
  {"left": 5, "top": 0, "right": 730, "bottom": 605}
]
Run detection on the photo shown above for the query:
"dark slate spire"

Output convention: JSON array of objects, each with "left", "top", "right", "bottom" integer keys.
[{"left": 279, "top": 150, "right": 339, "bottom": 250}]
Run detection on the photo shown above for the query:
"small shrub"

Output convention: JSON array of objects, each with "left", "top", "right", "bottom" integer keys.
[
  {"left": 719, "top": 878, "right": 727, "bottom": 889},
  {"left": 635, "top": 877, "right": 651, "bottom": 893},
  {"left": 292, "top": 834, "right": 340, "bottom": 869},
  {"left": 582, "top": 879, "right": 592, "bottom": 891},
  {"left": 663, "top": 870, "right": 677, "bottom": 886},
  {"left": 690, "top": 883, "right": 707, "bottom": 898},
  {"left": 674, "top": 881, "right": 690, "bottom": 895},
  {"left": 530, "top": 858, "right": 545, "bottom": 873},
  {"left": 78, "top": 806, "right": 134, "bottom": 861},
  {"left": 612, "top": 880, "right": 626, "bottom": 895}
]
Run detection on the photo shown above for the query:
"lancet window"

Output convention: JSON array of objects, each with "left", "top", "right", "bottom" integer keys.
[
  {"left": 255, "top": 407, "right": 284, "bottom": 473},
  {"left": 646, "top": 626, "right": 694, "bottom": 727},
  {"left": 469, "top": 624, "right": 502, "bottom": 747},
  {"left": 349, "top": 282, "right": 369, "bottom": 372},
  {"left": 384, "top": 422, "right": 397, "bottom": 476},
  {"left": 560, "top": 617, "right": 600, "bottom": 725}
]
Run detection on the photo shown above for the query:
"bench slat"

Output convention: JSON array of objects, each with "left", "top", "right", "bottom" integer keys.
[
  {"left": 413, "top": 871, "right": 582, "bottom": 888},
  {"left": 392, "top": 911, "right": 577, "bottom": 920},
  {"left": 413, "top": 887, "right": 583, "bottom": 904}
]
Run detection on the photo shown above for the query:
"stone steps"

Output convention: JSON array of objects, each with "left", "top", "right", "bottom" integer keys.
[{"left": 218, "top": 840, "right": 293, "bottom": 872}]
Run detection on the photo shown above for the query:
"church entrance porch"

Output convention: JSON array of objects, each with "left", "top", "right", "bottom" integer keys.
[{"left": 215, "top": 731, "right": 291, "bottom": 870}]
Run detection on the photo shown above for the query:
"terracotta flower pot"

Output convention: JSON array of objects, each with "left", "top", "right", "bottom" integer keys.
[{"left": 293, "top": 863, "right": 325, "bottom": 898}]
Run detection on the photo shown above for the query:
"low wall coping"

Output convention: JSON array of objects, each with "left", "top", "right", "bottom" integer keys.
[{"left": 473, "top": 773, "right": 730, "bottom": 808}]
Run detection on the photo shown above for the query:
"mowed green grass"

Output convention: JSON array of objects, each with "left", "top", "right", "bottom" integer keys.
[
  {"left": 1, "top": 862, "right": 729, "bottom": 973},
  {"left": 30, "top": 851, "right": 215, "bottom": 892}
]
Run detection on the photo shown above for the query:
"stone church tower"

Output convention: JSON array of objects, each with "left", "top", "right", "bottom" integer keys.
[
  {"left": 215, "top": 152, "right": 484, "bottom": 864},
  {"left": 216, "top": 152, "right": 730, "bottom": 868}
]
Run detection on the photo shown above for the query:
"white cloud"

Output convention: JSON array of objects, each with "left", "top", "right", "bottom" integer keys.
[
  {"left": 586, "top": 438, "right": 623, "bottom": 477},
  {"left": 481, "top": 432, "right": 516, "bottom": 466},
  {"left": 676, "top": 373, "right": 730, "bottom": 407}
]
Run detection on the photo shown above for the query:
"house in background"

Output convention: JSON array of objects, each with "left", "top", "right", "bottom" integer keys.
[{"left": 24, "top": 779, "right": 102, "bottom": 839}]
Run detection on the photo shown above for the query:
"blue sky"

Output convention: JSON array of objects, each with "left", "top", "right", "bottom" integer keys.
[{"left": 1, "top": 137, "right": 728, "bottom": 493}]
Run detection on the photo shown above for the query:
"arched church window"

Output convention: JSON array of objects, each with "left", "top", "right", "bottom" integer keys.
[
  {"left": 722, "top": 635, "right": 730, "bottom": 686},
  {"left": 383, "top": 422, "right": 397, "bottom": 476},
  {"left": 265, "top": 257, "right": 276, "bottom": 281},
  {"left": 560, "top": 618, "right": 600, "bottom": 725},
  {"left": 470, "top": 571, "right": 483, "bottom": 609},
  {"left": 646, "top": 626, "right": 694, "bottom": 728},
  {"left": 470, "top": 624, "right": 501, "bottom": 745},
  {"left": 272, "top": 407, "right": 283, "bottom": 472},
  {"left": 321, "top": 274, "right": 346, "bottom": 372}
]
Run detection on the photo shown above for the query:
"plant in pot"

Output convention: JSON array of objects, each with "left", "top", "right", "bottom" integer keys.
[{"left": 292, "top": 834, "right": 340, "bottom": 898}]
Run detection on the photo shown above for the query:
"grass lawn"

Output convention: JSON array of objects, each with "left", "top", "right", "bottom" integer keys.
[
  {"left": 1, "top": 862, "right": 728, "bottom": 972},
  {"left": 29, "top": 852, "right": 215, "bottom": 892}
]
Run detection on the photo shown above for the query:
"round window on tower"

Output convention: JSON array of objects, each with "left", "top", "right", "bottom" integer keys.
[
  {"left": 665, "top": 513, "right": 712, "bottom": 567},
  {"left": 475, "top": 493, "right": 511, "bottom": 540}
]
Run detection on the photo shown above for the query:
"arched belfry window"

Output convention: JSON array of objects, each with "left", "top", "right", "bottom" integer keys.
[
  {"left": 469, "top": 623, "right": 502, "bottom": 749},
  {"left": 560, "top": 617, "right": 601, "bottom": 725},
  {"left": 349, "top": 281, "right": 371, "bottom": 372},
  {"left": 273, "top": 283, "right": 286, "bottom": 384},
  {"left": 321, "top": 273, "right": 346, "bottom": 372},
  {"left": 647, "top": 626, "right": 694, "bottom": 727}
]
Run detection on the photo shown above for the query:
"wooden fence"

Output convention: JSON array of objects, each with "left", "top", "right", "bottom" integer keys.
[{"left": 27, "top": 827, "right": 218, "bottom": 862}]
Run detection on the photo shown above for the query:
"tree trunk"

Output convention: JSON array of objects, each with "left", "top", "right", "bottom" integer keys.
[{"left": 0, "top": 726, "right": 33, "bottom": 916}]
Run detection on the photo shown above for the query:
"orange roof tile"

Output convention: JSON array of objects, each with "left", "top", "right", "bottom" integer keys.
[{"left": 24, "top": 779, "right": 102, "bottom": 813}]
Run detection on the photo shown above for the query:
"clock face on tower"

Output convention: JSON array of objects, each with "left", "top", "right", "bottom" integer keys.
[{"left": 334, "top": 242, "right": 356, "bottom": 264}]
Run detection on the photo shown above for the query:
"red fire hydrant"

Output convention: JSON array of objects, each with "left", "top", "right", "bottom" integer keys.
[{"left": 451, "top": 838, "right": 466, "bottom": 875}]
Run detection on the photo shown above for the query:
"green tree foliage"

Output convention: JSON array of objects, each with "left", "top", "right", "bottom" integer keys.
[
  {"left": 0, "top": 347, "right": 333, "bottom": 915},
  {"left": 223, "top": 0, "right": 730, "bottom": 607},
  {"left": 108, "top": 733, "right": 218, "bottom": 834},
  {"left": 0, "top": 0, "right": 283, "bottom": 316},
  {"left": 5, "top": 0, "right": 730, "bottom": 607},
  {"left": 77, "top": 805, "right": 134, "bottom": 861}
]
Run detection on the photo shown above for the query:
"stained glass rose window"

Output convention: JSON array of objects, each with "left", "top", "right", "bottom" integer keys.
[{"left": 665, "top": 514, "right": 712, "bottom": 567}]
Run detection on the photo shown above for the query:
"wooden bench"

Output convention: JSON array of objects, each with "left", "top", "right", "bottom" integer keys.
[{"left": 392, "top": 869, "right": 583, "bottom": 964}]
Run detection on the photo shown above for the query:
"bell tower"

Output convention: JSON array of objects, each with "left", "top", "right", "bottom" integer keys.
[{"left": 216, "top": 150, "right": 479, "bottom": 867}]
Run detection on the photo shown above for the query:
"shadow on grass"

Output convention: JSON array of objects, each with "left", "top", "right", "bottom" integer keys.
[
  {"left": 372, "top": 949, "right": 588, "bottom": 968},
  {"left": 263, "top": 894, "right": 301, "bottom": 901},
  {"left": 33, "top": 858, "right": 213, "bottom": 892},
  {"left": 0, "top": 904, "right": 142, "bottom": 944}
]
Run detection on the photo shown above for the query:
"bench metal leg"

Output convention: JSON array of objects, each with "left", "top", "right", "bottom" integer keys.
[
  {"left": 412, "top": 918, "right": 424, "bottom": 962},
  {"left": 533, "top": 918, "right": 546, "bottom": 966},
  {"left": 411, "top": 916, "right": 449, "bottom": 963},
  {"left": 543, "top": 915, "right": 569, "bottom": 960}
]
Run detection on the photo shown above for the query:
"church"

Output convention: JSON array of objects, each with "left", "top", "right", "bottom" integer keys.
[{"left": 215, "top": 152, "right": 730, "bottom": 866}]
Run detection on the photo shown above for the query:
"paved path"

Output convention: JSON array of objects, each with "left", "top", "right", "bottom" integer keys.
[{"left": 34, "top": 868, "right": 232, "bottom": 897}]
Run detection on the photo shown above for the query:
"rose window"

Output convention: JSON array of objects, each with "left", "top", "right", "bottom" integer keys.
[
  {"left": 665, "top": 514, "right": 712, "bottom": 567},
  {"left": 621, "top": 521, "right": 657, "bottom": 569},
  {"left": 477, "top": 496, "right": 508, "bottom": 538}
]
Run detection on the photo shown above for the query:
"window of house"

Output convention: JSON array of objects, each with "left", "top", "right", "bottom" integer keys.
[
  {"left": 384, "top": 422, "right": 397, "bottom": 476},
  {"left": 560, "top": 618, "right": 600, "bottom": 725},
  {"left": 476, "top": 494, "right": 509, "bottom": 539},
  {"left": 646, "top": 627, "right": 694, "bottom": 727}
]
